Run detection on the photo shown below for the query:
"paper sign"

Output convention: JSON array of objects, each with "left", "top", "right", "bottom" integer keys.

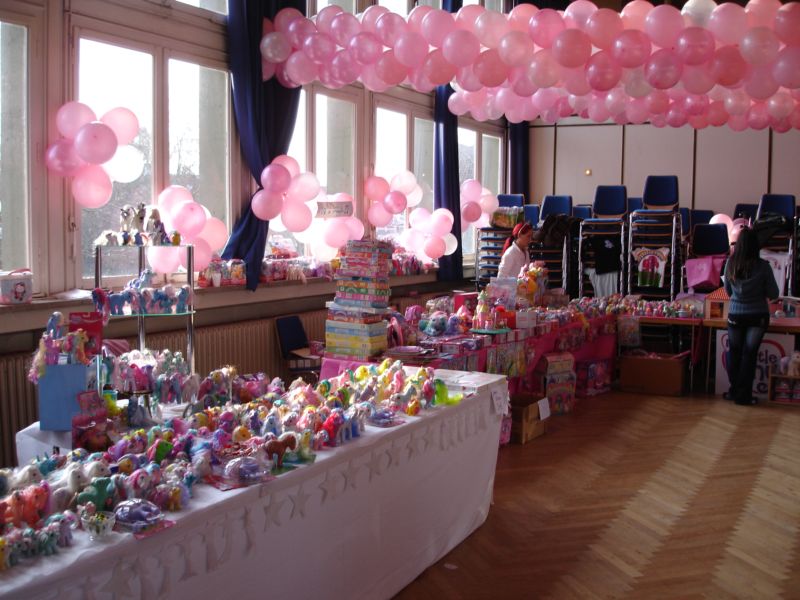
[
  {"left": 316, "top": 201, "right": 354, "bottom": 218},
  {"left": 538, "top": 398, "right": 551, "bottom": 420},
  {"left": 491, "top": 386, "right": 508, "bottom": 414},
  {"left": 715, "top": 330, "right": 793, "bottom": 399}
]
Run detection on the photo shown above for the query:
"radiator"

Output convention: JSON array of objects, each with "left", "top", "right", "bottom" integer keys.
[{"left": 0, "top": 353, "right": 37, "bottom": 468}]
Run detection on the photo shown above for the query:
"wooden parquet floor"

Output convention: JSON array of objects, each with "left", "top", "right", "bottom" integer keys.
[{"left": 395, "top": 392, "right": 800, "bottom": 600}]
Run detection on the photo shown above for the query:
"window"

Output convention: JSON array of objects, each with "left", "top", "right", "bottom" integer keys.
[
  {"left": 0, "top": 20, "right": 28, "bottom": 272},
  {"left": 176, "top": 0, "right": 227, "bottom": 15},
  {"left": 375, "top": 107, "right": 408, "bottom": 240}
]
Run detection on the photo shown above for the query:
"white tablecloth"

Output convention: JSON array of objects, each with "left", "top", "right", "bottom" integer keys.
[{"left": 3, "top": 370, "right": 507, "bottom": 600}]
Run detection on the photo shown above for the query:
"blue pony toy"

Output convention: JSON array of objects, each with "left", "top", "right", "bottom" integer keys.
[{"left": 175, "top": 285, "right": 191, "bottom": 314}]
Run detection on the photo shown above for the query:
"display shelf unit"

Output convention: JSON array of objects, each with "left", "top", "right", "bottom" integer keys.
[
  {"left": 94, "top": 245, "right": 195, "bottom": 373},
  {"left": 768, "top": 369, "right": 800, "bottom": 406},
  {"left": 475, "top": 226, "right": 511, "bottom": 289}
]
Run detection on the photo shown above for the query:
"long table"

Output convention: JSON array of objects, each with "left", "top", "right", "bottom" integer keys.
[{"left": 3, "top": 371, "right": 507, "bottom": 600}]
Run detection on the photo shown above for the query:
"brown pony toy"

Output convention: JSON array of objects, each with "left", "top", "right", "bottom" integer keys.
[{"left": 264, "top": 433, "right": 297, "bottom": 470}]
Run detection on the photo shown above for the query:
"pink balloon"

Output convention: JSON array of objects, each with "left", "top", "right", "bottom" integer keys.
[
  {"left": 367, "top": 201, "right": 393, "bottom": 227},
  {"left": 773, "top": 47, "right": 800, "bottom": 89},
  {"left": 271, "top": 155, "right": 300, "bottom": 178},
  {"left": 147, "top": 246, "right": 181, "bottom": 275},
  {"left": 45, "top": 138, "right": 85, "bottom": 177},
  {"left": 707, "top": 100, "right": 729, "bottom": 126},
  {"left": 399, "top": 228, "right": 426, "bottom": 252},
  {"left": 262, "top": 59, "right": 276, "bottom": 82},
  {"left": 423, "top": 237, "right": 446, "bottom": 260},
  {"left": 552, "top": 29, "right": 593, "bottom": 69},
  {"left": 676, "top": 27, "right": 715, "bottom": 66},
  {"left": 274, "top": 7, "right": 303, "bottom": 33},
  {"left": 565, "top": 0, "right": 598, "bottom": 30},
  {"left": 586, "top": 51, "right": 622, "bottom": 91},
  {"left": 645, "top": 5, "right": 685, "bottom": 49},
  {"left": 252, "top": 190, "right": 284, "bottom": 221},
  {"left": 316, "top": 5, "right": 343, "bottom": 34},
  {"left": 408, "top": 5, "right": 434, "bottom": 32},
  {"left": 73, "top": 122, "right": 118, "bottom": 165},
  {"left": 682, "top": 65, "right": 715, "bottom": 94},
  {"left": 330, "top": 49, "right": 362, "bottom": 85},
  {"left": 172, "top": 201, "right": 207, "bottom": 239},
  {"left": 461, "top": 201, "right": 482, "bottom": 224},
  {"left": 457, "top": 65, "right": 484, "bottom": 92},
  {"left": 509, "top": 4, "right": 538, "bottom": 32},
  {"left": 561, "top": 66, "right": 592, "bottom": 96},
  {"left": 375, "top": 51, "right": 408, "bottom": 86},
  {"left": 365, "top": 175, "right": 390, "bottom": 202},
  {"left": 745, "top": 0, "right": 781, "bottom": 29},
  {"left": 408, "top": 65, "right": 435, "bottom": 93},
  {"left": 285, "top": 51, "right": 319, "bottom": 85},
  {"left": 260, "top": 32, "right": 292, "bottom": 63},
  {"left": 774, "top": 3, "right": 800, "bottom": 46},
  {"left": 748, "top": 103, "right": 771, "bottom": 130},
  {"left": 260, "top": 163, "right": 291, "bottom": 193},
  {"left": 394, "top": 32, "right": 428, "bottom": 68},
  {"left": 275, "top": 63, "right": 301, "bottom": 89},
  {"left": 323, "top": 218, "right": 350, "bottom": 248},
  {"left": 344, "top": 216, "right": 365, "bottom": 241},
  {"left": 645, "top": 49, "right": 683, "bottom": 89},
  {"left": 421, "top": 9, "right": 457, "bottom": 48},
  {"left": 430, "top": 208, "right": 454, "bottom": 236},
  {"left": 158, "top": 185, "right": 193, "bottom": 218},
  {"left": 708, "top": 3, "right": 747, "bottom": 46},
  {"left": 524, "top": 50, "right": 557, "bottom": 88},
  {"left": 472, "top": 50, "right": 508, "bottom": 88},
  {"left": 612, "top": 30, "right": 651, "bottom": 68},
  {"left": 382, "top": 191, "right": 408, "bottom": 215},
  {"left": 287, "top": 172, "right": 321, "bottom": 203},
  {"left": 348, "top": 32, "right": 382, "bottom": 65},
  {"left": 740, "top": 27, "right": 779, "bottom": 67},
  {"left": 409, "top": 207, "right": 431, "bottom": 229},
  {"left": 281, "top": 200, "right": 313, "bottom": 232},
  {"left": 303, "top": 32, "right": 337, "bottom": 64},
  {"left": 359, "top": 5, "right": 389, "bottom": 33},
  {"left": 100, "top": 107, "right": 139, "bottom": 146},
  {"left": 456, "top": 5, "right": 486, "bottom": 30},
  {"left": 767, "top": 92, "right": 795, "bottom": 119},
  {"left": 711, "top": 46, "right": 747, "bottom": 87},
  {"left": 72, "top": 165, "right": 113, "bottom": 208},
  {"left": 530, "top": 9, "right": 566, "bottom": 49},
  {"left": 684, "top": 94, "right": 709, "bottom": 116},
  {"left": 375, "top": 12, "right": 408, "bottom": 47},
  {"left": 745, "top": 65, "right": 779, "bottom": 100},
  {"left": 190, "top": 238, "right": 213, "bottom": 272},
  {"left": 287, "top": 17, "right": 317, "bottom": 50},
  {"left": 199, "top": 217, "right": 228, "bottom": 252},
  {"left": 627, "top": 97, "right": 650, "bottom": 123},
  {"left": 330, "top": 12, "right": 361, "bottom": 47},
  {"left": 442, "top": 30, "right": 481, "bottom": 68},
  {"left": 710, "top": 213, "right": 734, "bottom": 229},
  {"left": 423, "top": 50, "right": 458, "bottom": 86},
  {"left": 56, "top": 101, "right": 96, "bottom": 139},
  {"left": 605, "top": 88, "right": 628, "bottom": 115},
  {"left": 585, "top": 9, "right": 623, "bottom": 51},
  {"left": 498, "top": 31, "right": 535, "bottom": 68},
  {"left": 725, "top": 89, "right": 751, "bottom": 115},
  {"left": 645, "top": 90, "right": 670, "bottom": 114},
  {"left": 475, "top": 10, "right": 510, "bottom": 49},
  {"left": 360, "top": 64, "right": 391, "bottom": 92},
  {"left": 621, "top": 0, "right": 654, "bottom": 31}
]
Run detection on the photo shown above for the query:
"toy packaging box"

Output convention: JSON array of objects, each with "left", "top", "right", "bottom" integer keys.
[
  {"left": 575, "top": 359, "right": 612, "bottom": 398},
  {"left": 546, "top": 372, "right": 577, "bottom": 414},
  {"left": 0, "top": 268, "right": 33, "bottom": 304},
  {"left": 38, "top": 364, "right": 94, "bottom": 431}
]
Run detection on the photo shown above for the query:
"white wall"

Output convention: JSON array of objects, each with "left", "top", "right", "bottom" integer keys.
[{"left": 529, "top": 120, "right": 800, "bottom": 215}]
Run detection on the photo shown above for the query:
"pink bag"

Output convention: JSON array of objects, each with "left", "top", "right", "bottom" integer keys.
[{"left": 685, "top": 255, "right": 726, "bottom": 290}]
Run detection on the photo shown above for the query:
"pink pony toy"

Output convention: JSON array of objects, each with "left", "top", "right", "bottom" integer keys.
[
  {"left": 297, "top": 406, "right": 321, "bottom": 432},
  {"left": 128, "top": 469, "right": 152, "bottom": 499},
  {"left": 20, "top": 481, "right": 50, "bottom": 528},
  {"left": 322, "top": 408, "right": 346, "bottom": 447}
]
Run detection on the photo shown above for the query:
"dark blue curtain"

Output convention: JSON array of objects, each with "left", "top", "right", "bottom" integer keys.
[
  {"left": 509, "top": 122, "right": 530, "bottom": 197},
  {"left": 433, "top": 0, "right": 463, "bottom": 281},
  {"left": 223, "top": 0, "right": 304, "bottom": 290}
]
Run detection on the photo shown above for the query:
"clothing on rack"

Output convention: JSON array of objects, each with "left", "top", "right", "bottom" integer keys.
[
  {"left": 759, "top": 249, "right": 789, "bottom": 294},
  {"left": 584, "top": 268, "right": 619, "bottom": 297},
  {"left": 588, "top": 235, "right": 622, "bottom": 274},
  {"left": 632, "top": 247, "right": 670, "bottom": 287}
]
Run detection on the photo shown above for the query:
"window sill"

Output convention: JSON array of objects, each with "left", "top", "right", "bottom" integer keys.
[{"left": 0, "top": 272, "right": 439, "bottom": 336}]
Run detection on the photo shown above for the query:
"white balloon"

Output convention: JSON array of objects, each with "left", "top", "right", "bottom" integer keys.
[
  {"left": 443, "top": 232, "right": 458, "bottom": 256},
  {"left": 102, "top": 145, "right": 144, "bottom": 183},
  {"left": 681, "top": 0, "right": 717, "bottom": 27},
  {"left": 270, "top": 213, "right": 287, "bottom": 232},
  {"left": 406, "top": 184, "right": 424, "bottom": 207}
]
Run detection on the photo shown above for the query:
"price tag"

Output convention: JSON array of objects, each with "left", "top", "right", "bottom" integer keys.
[
  {"left": 491, "top": 386, "right": 508, "bottom": 414},
  {"left": 538, "top": 398, "right": 551, "bottom": 420}
]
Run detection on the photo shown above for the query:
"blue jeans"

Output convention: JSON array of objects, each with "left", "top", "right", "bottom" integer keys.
[{"left": 726, "top": 313, "right": 769, "bottom": 402}]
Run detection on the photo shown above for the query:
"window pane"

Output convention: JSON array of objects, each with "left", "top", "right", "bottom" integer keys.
[
  {"left": 378, "top": 0, "right": 409, "bottom": 17},
  {"left": 481, "top": 134, "right": 502, "bottom": 196},
  {"left": 316, "top": 0, "right": 356, "bottom": 13},
  {"left": 375, "top": 107, "right": 407, "bottom": 240},
  {"left": 416, "top": 0, "right": 442, "bottom": 8},
  {"left": 0, "top": 22, "right": 28, "bottom": 271},
  {"left": 79, "top": 39, "right": 153, "bottom": 279},
  {"left": 287, "top": 89, "right": 307, "bottom": 173},
  {"left": 315, "top": 94, "right": 355, "bottom": 195},
  {"left": 484, "top": 0, "right": 505, "bottom": 12},
  {"left": 169, "top": 59, "right": 230, "bottom": 228},
  {"left": 458, "top": 128, "right": 477, "bottom": 256},
  {"left": 413, "top": 117, "right": 435, "bottom": 216},
  {"left": 175, "top": 0, "right": 227, "bottom": 15}
]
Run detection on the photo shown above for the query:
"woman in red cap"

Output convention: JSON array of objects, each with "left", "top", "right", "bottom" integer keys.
[{"left": 497, "top": 222, "right": 533, "bottom": 278}]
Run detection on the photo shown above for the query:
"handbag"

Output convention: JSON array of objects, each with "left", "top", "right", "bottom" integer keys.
[{"left": 685, "top": 255, "right": 726, "bottom": 290}]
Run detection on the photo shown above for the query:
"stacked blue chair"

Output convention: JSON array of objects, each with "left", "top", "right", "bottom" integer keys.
[
  {"left": 756, "top": 193, "right": 796, "bottom": 294},
  {"left": 540, "top": 195, "right": 573, "bottom": 222},
  {"left": 733, "top": 203, "right": 758, "bottom": 221},
  {"left": 497, "top": 193, "right": 524, "bottom": 208},
  {"left": 572, "top": 205, "right": 592, "bottom": 219},
  {"left": 578, "top": 185, "right": 627, "bottom": 297},
  {"left": 628, "top": 175, "right": 682, "bottom": 300},
  {"left": 691, "top": 210, "right": 714, "bottom": 226},
  {"left": 523, "top": 204, "right": 540, "bottom": 227}
]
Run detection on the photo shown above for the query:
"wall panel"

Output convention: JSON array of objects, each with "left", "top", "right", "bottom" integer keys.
[
  {"left": 530, "top": 126, "right": 555, "bottom": 205},
  {"left": 554, "top": 125, "right": 622, "bottom": 206},
  {"left": 623, "top": 125, "right": 694, "bottom": 205},
  {"left": 771, "top": 129, "right": 800, "bottom": 200}
]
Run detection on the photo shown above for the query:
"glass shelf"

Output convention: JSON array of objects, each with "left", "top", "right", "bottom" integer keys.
[{"left": 109, "top": 311, "right": 195, "bottom": 319}]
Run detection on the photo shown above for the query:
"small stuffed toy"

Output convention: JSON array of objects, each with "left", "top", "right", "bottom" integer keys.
[{"left": 787, "top": 350, "right": 800, "bottom": 378}]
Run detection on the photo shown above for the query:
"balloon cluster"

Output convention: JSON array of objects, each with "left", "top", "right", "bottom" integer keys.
[
  {"left": 260, "top": 1, "right": 800, "bottom": 131},
  {"left": 364, "top": 170, "right": 424, "bottom": 227},
  {"left": 45, "top": 101, "right": 143, "bottom": 208},
  {"left": 253, "top": 154, "right": 365, "bottom": 260},
  {"left": 709, "top": 212, "right": 749, "bottom": 243},
  {"left": 146, "top": 185, "right": 228, "bottom": 274},
  {"left": 459, "top": 178, "right": 499, "bottom": 229}
]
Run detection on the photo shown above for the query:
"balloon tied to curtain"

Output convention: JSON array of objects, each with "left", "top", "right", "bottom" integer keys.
[{"left": 260, "top": 1, "right": 800, "bottom": 132}]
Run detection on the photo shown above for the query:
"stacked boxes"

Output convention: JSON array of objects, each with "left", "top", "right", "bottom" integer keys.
[
  {"left": 325, "top": 240, "right": 392, "bottom": 359},
  {"left": 534, "top": 352, "right": 577, "bottom": 414}
]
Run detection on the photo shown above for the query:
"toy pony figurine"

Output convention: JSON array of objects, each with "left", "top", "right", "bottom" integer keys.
[
  {"left": 92, "top": 288, "right": 110, "bottom": 322},
  {"left": 45, "top": 311, "right": 66, "bottom": 339},
  {"left": 175, "top": 285, "right": 192, "bottom": 313}
]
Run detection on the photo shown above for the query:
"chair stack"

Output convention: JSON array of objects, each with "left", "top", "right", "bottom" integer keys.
[
  {"left": 756, "top": 193, "right": 797, "bottom": 295},
  {"left": 628, "top": 176, "right": 682, "bottom": 300},
  {"left": 530, "top": 195, "right": 573, "bottom": 291},
  {"left": 578, "top": 186, "right": 627, "bottom": 298},
  {"left": 325, "top": 240, "right": 392, "bottom": 360}
]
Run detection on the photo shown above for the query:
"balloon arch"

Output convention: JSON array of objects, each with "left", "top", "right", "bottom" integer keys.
[{"left": 260, "top": 1, "right": 800, "bottom": 131}]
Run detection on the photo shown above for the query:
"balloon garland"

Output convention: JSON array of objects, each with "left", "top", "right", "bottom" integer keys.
[{"left": 260, "top": 1, "right": 800, "bottom": 131}]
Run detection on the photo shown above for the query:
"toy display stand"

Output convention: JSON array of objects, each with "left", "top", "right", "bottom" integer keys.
[
  {"left": 95, "top": 245, "right": 195, "bottom": 373},
  {"left": 768, "top": 368, "right": 800, "bottom": 406}
]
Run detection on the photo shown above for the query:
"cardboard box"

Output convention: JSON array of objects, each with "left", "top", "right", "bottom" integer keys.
[
  {"left": 38, "top": 364, "right": 93, "bottom": 431},
  {"left": 619, "top": 353, "right": 687, "bottom": 396},
  {"left": 536, "top": 352, "right": 575, "bottom": 376},
  {"left": 510, "top": 393, "right": 546, "bottom": 444}
]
